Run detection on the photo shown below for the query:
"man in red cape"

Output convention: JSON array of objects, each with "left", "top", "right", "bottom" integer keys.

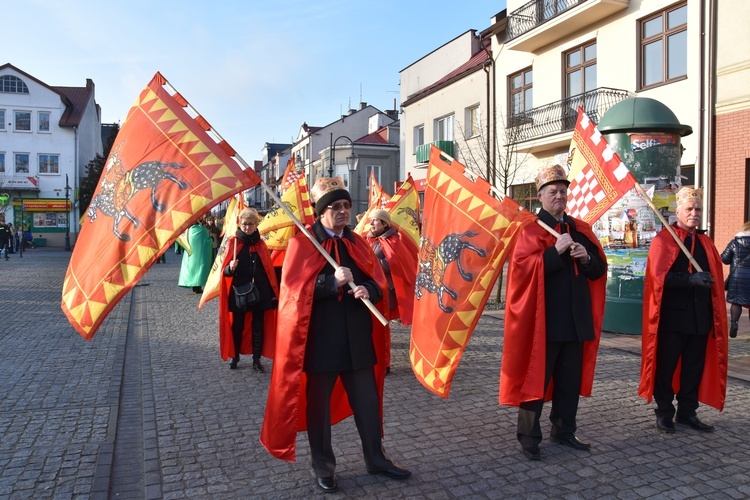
[
  {"left": 500, "top": 165, "right": 607, "bottom": 461},
  {"left": 639, "top": 187, "right": 727, "bottom": 433},
  {"left": 260, "top": 177, "right": 410, "bottom": 493},
  {"left": 218, "top": 210, "right": 279, "bottom": 370}
]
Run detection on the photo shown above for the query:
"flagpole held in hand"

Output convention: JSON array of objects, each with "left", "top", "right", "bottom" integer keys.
[
  {"left": 632, "top": 183, "right": 703, "bottom": 272},
  {"left": 257, "top": 183, "right": 389, "bottom": 326}
]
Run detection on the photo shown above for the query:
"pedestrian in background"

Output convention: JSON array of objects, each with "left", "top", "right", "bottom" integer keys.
[
  {"left": 721, "top": 221, "right": 750, "bottom": 338},
  {"left": 178, "top": 221, "right": 212, "bottom": 294},
  {"left": 220, "top": 208, "right": 278, "bottom": 371},
  {"left": 639, "top": 187, "right": 728, "bottom": 434},
  {"left": 500, "top": 165, "right": 607, "bottom": 461},
  {"left": 0, "top": 222, "right": 10, "bottom": 260}
]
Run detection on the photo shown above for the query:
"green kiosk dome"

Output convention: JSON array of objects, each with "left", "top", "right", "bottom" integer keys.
[{"left": 596, "top": 97, "right": 692, "bottom": 335}]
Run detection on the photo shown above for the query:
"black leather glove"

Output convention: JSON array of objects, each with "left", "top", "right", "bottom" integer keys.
[{"left": 688, "top": 272, "right": 714, "bottom": 288}]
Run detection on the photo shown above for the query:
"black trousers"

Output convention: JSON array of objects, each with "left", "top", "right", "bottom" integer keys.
[
  {"left": 305, "top": 368, "right": 393, "bottom": 478},
  {"left": 231, "top": 311, "right": 264, "bottom": 361},
  {"left": 654, "top": 331, "right": 708, "bottom": 419},
  {"left": 517, "top": 341, "right": 583, "bottom": 446}
]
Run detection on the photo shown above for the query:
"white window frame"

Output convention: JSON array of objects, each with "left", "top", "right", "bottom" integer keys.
[
  {"left": 0, "top": 152, "right": 5, "bottom": 173},
  {"left": 38, "top": 111, "right": 51, "bottom": 132},
  {"left": 14, "top": 110, "right": 31, "bottom": 132},
  {"left": 413, "top": 125, "right": 424, "bottom": 153},
  {"left": 0, "top": 109, "right": 5, "bottom": 131},
  {"left": 365, "top": 165, "right": 382, "bottom": 189},
  {"left": 38, "top": 154, "right": 60, "bottom": 174},
  {"left": 465, "top": 105, "right": 481, "bottom": 138},
  {"left": 15, "top": 153, "right": 30, "bottom": 173},
  {"left": 435, "top": 114, "right": 454, "bottom": 142}
]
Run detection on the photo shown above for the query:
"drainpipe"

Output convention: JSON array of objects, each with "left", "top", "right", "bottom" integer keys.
[
  {"left": 74, "top": 126, "right": 79, "bottom": 236},
  {"left": 483, "top": 60, "right": 492, "bottom": 182},
  {"left": 700, "top": 0, "right": 717, "bottom": 236}
]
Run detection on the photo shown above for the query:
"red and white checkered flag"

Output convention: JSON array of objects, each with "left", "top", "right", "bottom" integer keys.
[
  {"left": 566, "top": 107, "right": 637, "bottom": 223},
  {"left": 280, "top": 156, "right": 303, "bottom": 191}
]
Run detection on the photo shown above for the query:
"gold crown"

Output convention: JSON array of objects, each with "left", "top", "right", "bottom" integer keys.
[
  {"left": 535, "top": 165, "right": 569, "bottom": 192},
  {"left": 675, "top": 186, "right": 702, "bottom": 206},
  {"left": 310, "top": 176, "right": 347, "bottom": 203}
]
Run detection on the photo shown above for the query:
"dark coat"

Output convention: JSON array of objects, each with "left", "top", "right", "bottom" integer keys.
[
  {"left": 537, "top": 209, "right": 607, "bottom": 342},
  {"left": 304, "top": 222, "right": 383, "bottom": 373},
  {"left": 658, "top": 230, "right": 714, "bottom": 336},
  {"left": 721, "top": 232, "right": 750, "bottom": 306}
]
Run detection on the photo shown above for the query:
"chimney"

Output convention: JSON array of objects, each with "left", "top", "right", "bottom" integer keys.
[{"left": 359, "top": 102, "right": 367, "bottom": 110}]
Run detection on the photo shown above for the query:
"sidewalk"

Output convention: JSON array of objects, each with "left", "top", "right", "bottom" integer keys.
[{"left": 1, "top": 249, "right": 749, "bottom": 498}]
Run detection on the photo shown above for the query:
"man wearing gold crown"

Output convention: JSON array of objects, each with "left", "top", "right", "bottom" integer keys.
[
  {"left": 639, "top": 186, "right": 728, "bottom": 433},
  {"left": 260, "top": 176, "right": 410, "bottom": 493},
  {"left": 501, "top": 165, "right": 607, "bottom": 461}
]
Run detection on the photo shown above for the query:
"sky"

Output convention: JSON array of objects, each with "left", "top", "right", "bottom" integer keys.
[{"left": 4, "top": 0, "right": 506, "bottom": 163}]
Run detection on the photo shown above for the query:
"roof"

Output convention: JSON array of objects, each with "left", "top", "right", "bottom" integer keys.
[
  {"left": 402, "top": 46, "right": 491, "bottom": 107},
  {"left": 53, "top": 79, "right": 95, "bottom": 127},
  {"left": 1, "top": 63, "right": 95, "bottom": 128}
]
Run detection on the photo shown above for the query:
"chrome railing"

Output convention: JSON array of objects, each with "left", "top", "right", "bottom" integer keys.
[{"left": 506, "top": 87, "right": 631, "bottom": 144}]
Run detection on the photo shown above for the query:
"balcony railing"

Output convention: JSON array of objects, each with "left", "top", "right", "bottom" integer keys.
[
  {"left": 507, "top": 0, "right": 586, "bottom": 40},
  {"left": 415, "top": 140, "right": 454, "bottom": 163},
  {"left": 506, "top": 87, "right": 631, "bottom": 144}
]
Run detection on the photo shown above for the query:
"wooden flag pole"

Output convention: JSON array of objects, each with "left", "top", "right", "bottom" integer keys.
[
  {"left": 160, "top": 77, "right": 388, "bottom": 327},
  {"left": 632, "top": 183, "right": 703, "bottom": 272}
]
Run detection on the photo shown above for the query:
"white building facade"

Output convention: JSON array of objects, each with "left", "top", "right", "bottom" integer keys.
[{"left": 0, "top": 63, "right": 102, "bottom": 247}]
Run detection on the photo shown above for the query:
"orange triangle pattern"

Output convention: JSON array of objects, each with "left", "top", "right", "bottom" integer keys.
[
  {"left": 62, "top": 73, "right": 260, "bottom": 340},
  {"left": 409, "top": 146, "right": 534, "bottom": 398}
]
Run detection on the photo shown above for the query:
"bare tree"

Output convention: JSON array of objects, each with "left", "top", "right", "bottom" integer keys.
[{"left": 456, "top": 115, "right": 532, "bottom": 306}]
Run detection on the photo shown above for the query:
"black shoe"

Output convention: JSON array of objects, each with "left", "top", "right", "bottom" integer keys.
[
  {"left": 551, "top": 435, "right": 590, "bottom": 450},
  {"left": 656, "top": 416, "right": 675, "bottom": 433},
  {"left": 370, "top": 465, "right": 411, "bottom": 480},
  {"left": 229, "top": 357, "right": 239, "bottom": 370},
  {"left": 316, "top": 476, "right": 337, "bottom": 493},
  {"left": 730, "top": 321, "right": 738, "bottom": 338},
  {"left": 252, "top": 359, "right": 265, "bottom": 373},
  {"left": 676, "top": 414, "right": 715, "bottom": 432},
  {"left": 521, "top": 443, "right": 541, "bottom": 460}
]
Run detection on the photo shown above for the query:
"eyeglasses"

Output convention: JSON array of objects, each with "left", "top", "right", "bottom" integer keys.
[
  {"left": 239, "top": 221, "right": 258, "bottom": 226},
  {"left": 326, "top": 201, "right": 352, "bottom": 211}
]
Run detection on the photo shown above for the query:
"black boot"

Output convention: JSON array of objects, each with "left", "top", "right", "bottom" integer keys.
[
  {"left": 252, "top": 357, "right": 264, "bottom": 373},
  {"left": 730, "top": 321, "right": 738, "bottom": 338},
  {"left": 230, "top": 356, "right": 239, "bottom": 370}
]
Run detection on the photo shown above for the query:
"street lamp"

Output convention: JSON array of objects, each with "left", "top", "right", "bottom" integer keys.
[
  {"left": 328, "top": 133, "right": 359, "bottom": 178},
  {"left": 64, "top": 174, "right": 71, "bottom": 251}
]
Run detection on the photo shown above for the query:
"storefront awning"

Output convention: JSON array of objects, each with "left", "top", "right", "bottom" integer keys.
[{"left": 1, "top": 176, "right": 40, "bottom": 191}]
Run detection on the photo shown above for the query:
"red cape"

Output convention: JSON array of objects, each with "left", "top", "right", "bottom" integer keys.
[
  {"left": 218, "top": 236, "right": 279, "bottom": 361},
  {"left": 368, "top": 231, "right": 418, "bottom": 325},
  {"left": 638, "top": 225, "right": 728, "bottom": 411},
  {"left": 500, "top": 218, "right": 606, "bottom": 406},
  {"left": 260, "top": 228, "right": 389, "bottom": 462}
]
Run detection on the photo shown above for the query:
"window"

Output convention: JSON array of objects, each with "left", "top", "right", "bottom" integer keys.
[
  {"left": 366, "top": 165, "right": 382, "bottom": 188},
  {"left": 511, "top": 182, "right": 541, "bottom": 213},
  {"left": 466, "top": 105, "right": 481, "bottom": 138},
  {"left": 0, "top": 152, "right": 5, "bottom": 173},
  {"left": 508, "top": 68, "right": 533, "bottom": 126},
  {"left": 39, "top": 154, "right": 59, "bottom": 174},
  {"left": 15, "top": 153, "right": 30, "bottom": 173},
  {"left": 38, "top": 112, "right": 50, "bottom": 132},
  {"left": 0, "top": 109, "right": 5, "bottom": 130},
  {"left": 565, "top": 41, "right": 597, "bottom": 98},
  {"left": 414, "top": 125, "right": 424, "bottom": 153},
  {"left": 15, "top": 111, "right": 31, "bottom": 132},
  {"left": 435, "top": 114, "right": 454, "bottom": 142},
  {"left": 0, "top": 75, "right": 30, "bottom": 94},
  {"left": 639, "top": 2, "right": 687, "bottom": 90}
]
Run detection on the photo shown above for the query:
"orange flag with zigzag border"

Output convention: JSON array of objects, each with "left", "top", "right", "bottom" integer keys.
[
  {"left": 258, "top": 175, "right": 315, "bottom": 251},
  {"left": 410, "top": 146, "right": 535, "bottom": 397},
  {"left": 61, "top": 72, "right": 260, "bottom": 340}
]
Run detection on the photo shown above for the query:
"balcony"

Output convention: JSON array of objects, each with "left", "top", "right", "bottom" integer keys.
[
  {"left": 506, "top": 87, "right": 630, "bottom": 145},
  {"left": 415, "top": 140, "right": 454, "bottom": 163},
  {"left": 506, "top": 0, "right": 629, "bottom": 53}
]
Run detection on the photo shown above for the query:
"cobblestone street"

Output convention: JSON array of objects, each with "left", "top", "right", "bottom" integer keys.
[{"left": 1, "top": 249, "right": 749, "bottom": 498}]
